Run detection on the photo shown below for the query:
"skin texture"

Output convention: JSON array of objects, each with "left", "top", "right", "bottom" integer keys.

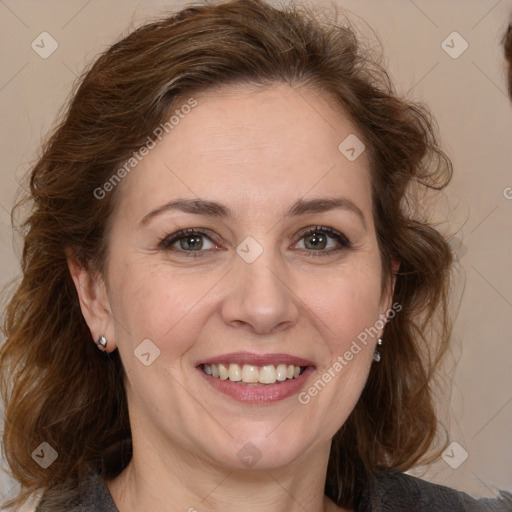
[{"left": 68, "top": 82, "right": 398, "bottom": 512}]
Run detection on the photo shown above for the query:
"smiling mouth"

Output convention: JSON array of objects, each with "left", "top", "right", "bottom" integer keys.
[{"left": 200, "top": 363, "right": 307, "bottom": 386}]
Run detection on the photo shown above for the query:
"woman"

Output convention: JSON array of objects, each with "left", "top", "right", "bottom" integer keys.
[{"left": 1, "top": 1, "right": 510, "bottom": 511}]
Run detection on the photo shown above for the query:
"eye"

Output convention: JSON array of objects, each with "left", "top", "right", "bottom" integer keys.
[
  {"left": 293, "top": 226, "right": 351, "bottom": 257},
  {"left": 158, "top": 228, "right": 218, "bottom": 257},
  {"left": 158, "top": 225, "right": 351, "bottom": 259}
]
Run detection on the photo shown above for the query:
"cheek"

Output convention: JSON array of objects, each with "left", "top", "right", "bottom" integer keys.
[
  {"left": 304, "top": 264, "right": 383, "bottom": 349},
  {"left": 108, "top": 257, "right": 219, "bottom": 355}
]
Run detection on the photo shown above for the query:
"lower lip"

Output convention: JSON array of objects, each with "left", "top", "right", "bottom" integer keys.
[{"left": 197, "top": 366, "right": 315, "bottom": 404}]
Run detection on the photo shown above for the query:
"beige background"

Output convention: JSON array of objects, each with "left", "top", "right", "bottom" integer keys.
[{"left": 0, "top": 0, "right": 511, "bottom": 505}]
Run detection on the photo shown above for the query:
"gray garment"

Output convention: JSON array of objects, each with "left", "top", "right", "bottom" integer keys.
[
  {"left": 357, "top": 470, "right": 512, "bottom": 511},
  {"left": 35, "top": 466, "right": 512, "bottom": 512}
]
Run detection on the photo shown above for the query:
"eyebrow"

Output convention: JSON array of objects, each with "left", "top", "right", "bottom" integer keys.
[{"left": 140, "top": 197, "right": 367, "bottom": 231}]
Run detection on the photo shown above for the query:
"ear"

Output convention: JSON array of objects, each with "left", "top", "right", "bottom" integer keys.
[{"left": 66, "top": 251, "right": 116, "bottom": 352}]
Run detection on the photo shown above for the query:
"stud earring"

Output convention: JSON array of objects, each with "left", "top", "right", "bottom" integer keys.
[
  {"left": 96, "top": 335, "right": 107, "bottom": 351},
  {"left": 373, "top": 338, "right": 383, "bottom": 362}
]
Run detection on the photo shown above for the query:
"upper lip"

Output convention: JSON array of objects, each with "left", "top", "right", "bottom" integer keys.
[{"left": 196, "top": 352, "right": 315, "bottom": 368}]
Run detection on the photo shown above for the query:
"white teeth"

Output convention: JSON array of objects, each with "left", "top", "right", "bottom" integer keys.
[
  {"left": 259, "top": 365, "right": 276, "bottom": 384},
  {"left": 203, "top": 363, "right": 306, "bottom": 384},
  {"left": 241, "top": 364, "right": 259, "bottom": 383},
  {"left": 218, "top": 363, "right": 229, "bottom": 380},
  {"left": 276, "top": 364, "right": 287, "bottom": 381},
  {"left": 228, "top": 363, "right": 241, "bottom": 381}
]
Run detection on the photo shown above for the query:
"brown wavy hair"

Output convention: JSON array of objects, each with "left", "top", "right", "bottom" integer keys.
[
  {"left": 504, "top": 22, "right": 512, "bottom": 98},
  {"left": 0, "top": 0, "right": 456, "bottom": 509}
]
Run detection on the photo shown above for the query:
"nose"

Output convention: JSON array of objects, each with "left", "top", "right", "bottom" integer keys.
[{"left": 220, "top": 246, "right": 300, "bottom": 336}]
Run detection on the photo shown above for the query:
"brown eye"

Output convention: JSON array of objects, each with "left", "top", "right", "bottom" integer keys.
[
  {"left": 159, "top": 228, "right": 218, "bottom": 257},
  {"left": 175, "top": 234, "right": 204, "bottom": 251},
  {"left": 303, "top": 231, "right": 329, "bottom": 250},
  {"left": 295, "top": 226, "right": 351, "bottom": 257}
]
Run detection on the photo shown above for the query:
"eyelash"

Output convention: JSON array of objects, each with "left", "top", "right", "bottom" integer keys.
[{"left": 158, "top": 226, "right": 352, "bottom": 259}]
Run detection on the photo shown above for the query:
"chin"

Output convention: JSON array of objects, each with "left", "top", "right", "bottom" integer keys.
[{"left": 209, "top": 432, "right": 311, "bottom": 472}]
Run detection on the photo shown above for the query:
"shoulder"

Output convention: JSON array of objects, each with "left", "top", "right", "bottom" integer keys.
[
  {"left": 35, "top": 466, "right": 118, "bottom": 512},
  {"left": 357, "top": 469, "right": 512, "bottom": 512}
]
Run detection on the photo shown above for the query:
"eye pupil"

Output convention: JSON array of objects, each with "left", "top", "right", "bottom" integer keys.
[
  {"left": 181, "top": 235, "right": 203, "bottom": 250},
  {"left": 305, "top": 232, "right": 327, "bottom": 250}
]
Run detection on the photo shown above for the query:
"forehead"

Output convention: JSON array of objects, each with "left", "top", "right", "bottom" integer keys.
[{"left": 113, "top": 82, "right": 373, "bottom": 225}]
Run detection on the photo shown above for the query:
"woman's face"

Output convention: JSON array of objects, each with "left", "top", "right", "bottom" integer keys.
[{"left": 89, "top": 82, "right": 396, "bottom": 471}]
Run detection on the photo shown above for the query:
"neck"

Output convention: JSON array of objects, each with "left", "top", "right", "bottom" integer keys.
[{"left": 106, "top": 434, "right": 348, "bottom": 512}]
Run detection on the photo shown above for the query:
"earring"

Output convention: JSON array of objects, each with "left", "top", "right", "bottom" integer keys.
[
  {"left": 96, "top": 335, "right": 107, "bottom": 352},
  {"left": 373, "top": 338, "right": 383, "bottom": 362}
]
